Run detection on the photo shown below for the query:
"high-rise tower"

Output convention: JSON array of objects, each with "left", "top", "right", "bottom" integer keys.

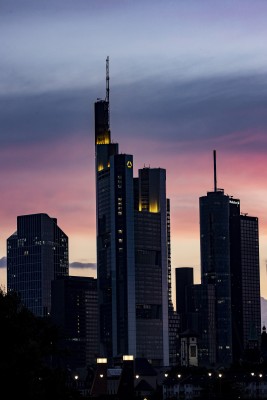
[
  {"left": 7, "top": 213, "right": 69, "bottom": 317},
  {"left": 51, "top": 276, "right": 98, "bottom": 369},
  {"left": 199, "top": 151, "right": 261, "bottom": 366},
  {"left": 95, "top": 59, "right": 170, "bottom": 366},
  {"left": 95, "top": 58, "right": 136, "bottom": 360},
  {"left": 230, "top": 212, "right": 261, "bottom": 362},
  {"left": 200, "top": 187, "right": 234, "bottom": 366},
  {"left": 134, "top": 167, "right": 169, "bottom": 366}
]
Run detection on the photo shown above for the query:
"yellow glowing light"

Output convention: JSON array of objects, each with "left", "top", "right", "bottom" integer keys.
[
  {"left": 96, "top": 134, "right": 110, "bottom": 145},
  {"left": 123, "top": 355, "right": 134, "bottom": 361},
  {"left": 127, "top": 161, "right": 133, "bottom": 168},
  {"left": 97, "top": 358, "right": 107, "bottom": 364},
  {"left": 149, "top": 202, "right": 159, "bottom": 213},
  {"left": 98, "top": 164, "right": 104, "bottom": 171}
]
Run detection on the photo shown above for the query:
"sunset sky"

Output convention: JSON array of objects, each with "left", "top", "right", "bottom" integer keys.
[{"left": 1, "top": 0, "right": 267, "bottom": 303}]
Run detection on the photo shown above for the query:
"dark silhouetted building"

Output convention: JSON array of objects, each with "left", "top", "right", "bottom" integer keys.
[
  {"left": 134, "top": 167, "right": 169, "bottom": 366},
  {"left": 175, "top": 267, "right": 194, "bottom": 332},
  {"left": 231, "top": 213, "right": 261, "bottom": 363},
  {"left": 199, "top": 151, "right": 261, "bottom": 367},
  {"left": 95, "top": 59, "right": 169, "bottom": 365},
  {"left": 200, "top": 188, "right": 233, "bottom": 366},
  {"left": 95, "top": 61, "right": 136, "bottom": 361},
  {"left": 186, "top": 283, "right": 216, "bottom": 366},
  {"left": 51, "top": 276, "right": 98, "bottom": 370},
  {"left": 7, "top": 213, "right": 69, "bottom": 317}
]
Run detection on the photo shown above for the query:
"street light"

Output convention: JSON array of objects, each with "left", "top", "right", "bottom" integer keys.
[
  {"left": 208, "top": 372, "right": 212, "bottom": 400},
  {"left": 218, "top": 373, "right": 222, "bottom": 398},
  {"left": 177, "top": 374, "right": 182, "bottom": 399}
]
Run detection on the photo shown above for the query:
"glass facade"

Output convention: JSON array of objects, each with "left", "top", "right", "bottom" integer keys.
[
  {"left": 200, "top": 190, "right": 233, "bottom": 366},
  {"left": 134, "top": 168, "right": 169, "bottom": 366},
  {"left": 7, "top": 213, "right": 69, "bottom": 317},
  {"left": 95, "top": 81, "right": 169, "bottom": 366},
  {"left": 51, "top": 276, "right": 98, "bottom": 369},
  {"left": 240, "top": 216, "right": 261, "bottom": 351}
]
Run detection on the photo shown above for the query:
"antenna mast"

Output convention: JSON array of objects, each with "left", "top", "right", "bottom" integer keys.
[
  {"left": 105, "top": 56, "right": 110, "bottom": 128},
  {"left": 213, "top": 149, "right": 217, "bottom": 192}
]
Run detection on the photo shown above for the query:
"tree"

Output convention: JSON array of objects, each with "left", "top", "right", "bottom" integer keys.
[{"left": 0, "top": 289, "right": 81, "bottom": 399}]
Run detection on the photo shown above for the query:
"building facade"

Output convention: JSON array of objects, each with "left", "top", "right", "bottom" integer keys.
[
  {"left": 200, "top": 189, "right": 233, "bottom": 366},
  {"left": 199, "top": 152, "right": 261, "bottom": 366},
  {"left": 95, "top": 60, "right": 169, "bottom": 365},
  {"left": 175, "top": 267, "right": 194, "bottom": 333},
  {"left": 134, "top": 167, "right": 169, "bottom": 366},
  {"left": 7, "top": 213, "right": 69, "bottom": 317},
  {"left": 231, "top": 213, "right": 261, "bottom": 362},
  {"left": 51, "top": 276, "right": 98, "bottom": 369}
]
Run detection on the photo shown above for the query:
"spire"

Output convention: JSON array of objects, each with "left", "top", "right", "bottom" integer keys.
[
  {"left": 105, "top": 56, "right": 110, "bottom": 129},
  {"left": 94, "top": 57, "right": 111, "bottom": 145},
  {"left": 213, "top": 149, "right": 217, "bottom": 192}
]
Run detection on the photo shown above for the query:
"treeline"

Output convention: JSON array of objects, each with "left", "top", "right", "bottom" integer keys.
[{"left": 0, "top": 289, "right": 82, "bottom": 400}]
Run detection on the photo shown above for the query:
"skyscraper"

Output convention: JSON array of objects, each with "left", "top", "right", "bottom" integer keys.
[
  {"left": 134, "top": 167, "right": 169, "bottom": 366},
  {"left": 199, "top": 151, "right": 261, "bottom": 366},
  {"left": 51, "top": 276, "right": 98, "bottom": 369},
  {"left": 95, "top": 58, "right": 136, "bottom": 360},
  {"left": 7, "top": 213, "right": 69, "bottom": 317},
  {"left": 95, "top": 58, "right": 169, "bottom": 365},
  {"left": 200, "top": 187, "right": 233, "bottom": 366},
  {"left": 230, "top": 213, "right": 261, "bottom": 362},
  {"left": 175, "top": 267, "right": 194, "bottom": 332}
]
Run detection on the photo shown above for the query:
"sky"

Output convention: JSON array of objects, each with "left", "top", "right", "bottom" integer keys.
[{"left": 1, "top": 0, "right": 267, "bottom": 303}]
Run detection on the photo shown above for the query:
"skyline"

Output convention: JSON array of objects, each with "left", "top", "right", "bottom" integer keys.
[{"left": 1, "top": 1, "right": 267, "bottom": 301}]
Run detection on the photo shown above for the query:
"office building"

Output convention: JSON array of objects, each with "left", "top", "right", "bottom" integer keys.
[
  {"left": 134, "top": 167, "right": 169, "bottom": 366},
  {"left": 175, "top": 267, "right": 194, "bottom": 332},
  {"left": 200, "top": 187, "right": 233, "bottom": 366},
  {"left": 95, "top": 58, "right": 169, "bottom": 365},
  {"left": 95, "top": 58, "right": 136, "bottom": 360},
  {"left": 230, "top": 213, "right": 261, "bottom": 362},
  {"left": 186, "top": 283, "right": 216, "bottom": 366},
  {"left": 51, "top": 276, "right": 98, "bottom": 369},
  {"left": 199, "top": 151, "right": 261, "bottom": 366},
  {"left": 7, "top": 213, "right": 69, "bottom": 317}
]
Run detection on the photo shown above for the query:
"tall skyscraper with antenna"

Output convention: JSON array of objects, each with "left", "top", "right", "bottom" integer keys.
[
  {"left": 94, "top": 58, "right": 170, "bottom": 366},
  {"left": 199, "top": 150, "right": 261, "bottom": 366},
  {"left": 95, "top": 57, "right": 136, "bottom": 360}
]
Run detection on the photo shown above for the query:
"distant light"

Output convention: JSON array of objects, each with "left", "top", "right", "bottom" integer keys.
[
  {"left": 177, "top": 374, "right": 181, "bottom": 378},
  {"left": 100, "top": 374, "right": 104, "bottom": 378},
  {"left": 165, "top": 373, "right": 168, "bottom": 377},
  {"left": 97, "top": 358, "right": 107, "bottom": 364},
  {"left": 218, "top": 374, "right": 222, "bottom": 378},
  {"left": 123, "top": 355, "right": 134, "bottom": 361},
  {"left": 136, "top": 375, "right": 139, "bottom": 379},
  {"left": 208, "top": 372, "right": 212, "bottom": 377},
  {"left": 74, "top": 375, "right": 79, "bottom": 380}
]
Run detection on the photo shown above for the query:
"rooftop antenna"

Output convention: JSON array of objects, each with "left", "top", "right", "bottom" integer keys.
[
  {"left": 105, "top": 56, "right": 110, "bottom": 128},
  {"left": 213, "top": 149, "right": 217, "bottom": 192}
]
